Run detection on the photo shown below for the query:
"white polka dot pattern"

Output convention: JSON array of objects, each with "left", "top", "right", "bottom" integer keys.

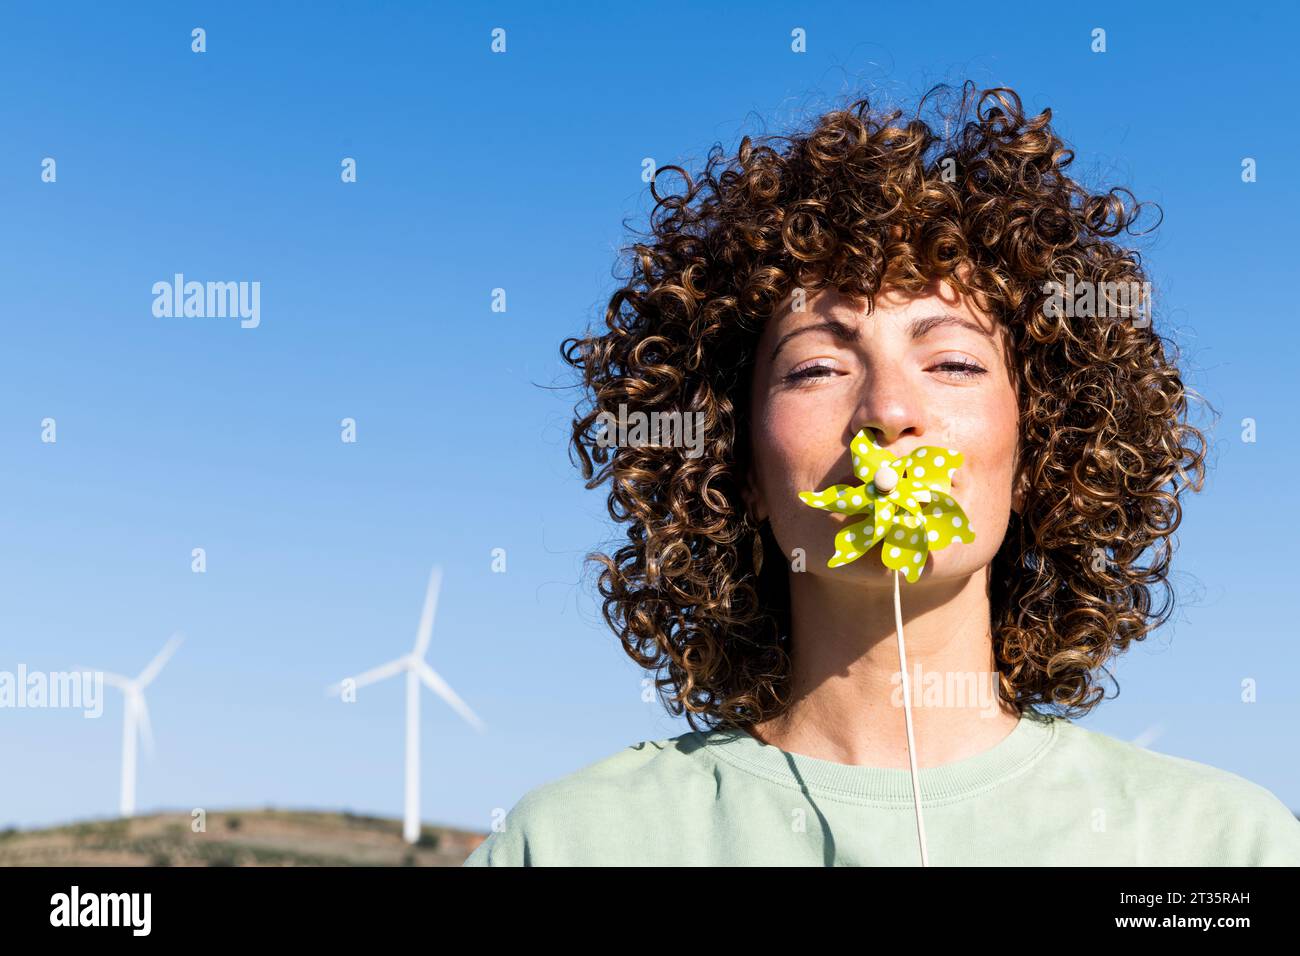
[{"left": 797, "top": 428, "right": 976, "bottom": 581}]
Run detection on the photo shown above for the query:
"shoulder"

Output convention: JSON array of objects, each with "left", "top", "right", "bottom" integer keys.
[
  {"left": 461, "top": 731, "right": 714, "bottom": 867},
  {"left": 1053, "top": 719, "right": 1300, "bottom": 865}
]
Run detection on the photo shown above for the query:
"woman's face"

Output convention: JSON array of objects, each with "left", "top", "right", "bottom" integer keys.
[{"left": 745, "top": 279, "right": 1023, "bottom": 585}]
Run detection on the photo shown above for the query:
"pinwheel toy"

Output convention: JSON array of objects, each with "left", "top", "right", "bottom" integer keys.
[
  {"left": 798, "top": 429, "right": 975, "bottom": 579},
  {"left": 798, "top": 428, "right": 978, "bottom": 866}
]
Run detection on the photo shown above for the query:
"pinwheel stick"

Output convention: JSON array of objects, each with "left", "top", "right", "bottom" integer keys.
[
  {"left": 891, "top": 567, "right": 929, "bottom": 867},
  {"left": 798, "top": 429, "right": 978, "bottom": 867}
]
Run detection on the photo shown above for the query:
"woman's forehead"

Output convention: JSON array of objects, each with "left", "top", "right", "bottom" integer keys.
[{"left": 766, "top": 284, "right": 1003, "bottom": 339}]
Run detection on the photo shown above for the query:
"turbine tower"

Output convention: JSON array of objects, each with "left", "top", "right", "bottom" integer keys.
[
  {"left": 328, "top": 566, "right": 485, "bottom": 843},
  {"left": 86, "top": 635, "right": 183, "bottom": 818}
]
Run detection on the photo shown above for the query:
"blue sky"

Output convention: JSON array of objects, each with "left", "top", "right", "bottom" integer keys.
[{"left": 1, "top": 0, "right": 1297, "bottom": 833}]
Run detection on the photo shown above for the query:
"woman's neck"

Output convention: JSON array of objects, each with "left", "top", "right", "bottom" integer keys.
[{"left": 746, "top": 568, "right": 1021, "bottom": 769}]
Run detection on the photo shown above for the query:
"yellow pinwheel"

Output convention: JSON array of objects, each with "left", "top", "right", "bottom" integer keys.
[{"left": 798, "top": 429, "right": 976, "bottom": 582}]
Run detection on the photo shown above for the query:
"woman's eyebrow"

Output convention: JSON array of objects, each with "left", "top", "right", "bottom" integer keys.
[
  {"left": 769, "top": 312, "right": 992, "bottom": 362},
  {"left": 909, "top": 312, "right": 995, "bottom": 341},
  {"left": 769, "top": 317, "right": 857, "bottom": 361}
]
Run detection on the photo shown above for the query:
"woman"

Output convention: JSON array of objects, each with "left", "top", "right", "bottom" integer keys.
[{"left": 464, "top": 83, "right": 1300, "bottom": 866}]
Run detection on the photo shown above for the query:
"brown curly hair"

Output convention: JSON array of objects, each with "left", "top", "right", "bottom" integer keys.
[{"left": 560, "top": 82, "right": 1210, "bottom": 733}]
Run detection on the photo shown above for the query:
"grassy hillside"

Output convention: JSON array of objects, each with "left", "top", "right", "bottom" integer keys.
[{"left": 0, "top": 809, "right": 487, "bottom": 866}]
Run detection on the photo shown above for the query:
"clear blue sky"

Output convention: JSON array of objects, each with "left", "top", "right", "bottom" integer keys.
[{"left": 2, "top": 0, "right": 1296, "bottom": 832}]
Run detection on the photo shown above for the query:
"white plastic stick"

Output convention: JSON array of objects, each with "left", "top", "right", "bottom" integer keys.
[{"left": 893, "top": 568, "right": 929, "bottom": 867}]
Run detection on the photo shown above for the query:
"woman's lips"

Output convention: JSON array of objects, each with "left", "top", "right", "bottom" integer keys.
[{"left": 823, "top": 472, "right": 961, "bottom": 496}]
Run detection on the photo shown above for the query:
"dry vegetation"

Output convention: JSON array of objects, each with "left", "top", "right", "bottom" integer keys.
[{"left": 0, "top": 809, "right": 487, "bottom": 866}]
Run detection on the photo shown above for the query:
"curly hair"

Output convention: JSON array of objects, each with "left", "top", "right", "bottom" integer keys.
[{"left": 560, "top": 82, "right": 1210, "bottom": 733}]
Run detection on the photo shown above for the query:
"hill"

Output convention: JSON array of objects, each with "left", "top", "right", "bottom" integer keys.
[{"left": 0, "top": 809, "right": 486, "bottom": 866}]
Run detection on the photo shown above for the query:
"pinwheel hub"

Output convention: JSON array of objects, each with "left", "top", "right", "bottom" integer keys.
[{"left": 873, "top": 463, "right": 899, "bottom": 494}]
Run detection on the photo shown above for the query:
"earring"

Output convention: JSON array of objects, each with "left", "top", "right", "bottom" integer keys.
[{"left": 749, "top": 515, "right": 765, "bottom": 575}]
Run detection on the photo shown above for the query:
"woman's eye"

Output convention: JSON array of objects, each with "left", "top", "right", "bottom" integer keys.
[
  {"left": 782, "top": 358, "right": 986, "bottom": 385},
  {"left": 933, "top": 359, "right": 987, "bottom": 379},
  {"left": 782, "top": 362, "right": 837, "bottom": 384}
]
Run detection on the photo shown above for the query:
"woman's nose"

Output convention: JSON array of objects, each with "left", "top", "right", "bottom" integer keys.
[{"left": 852, "top": 393, "right": 922, "bottom": 450}]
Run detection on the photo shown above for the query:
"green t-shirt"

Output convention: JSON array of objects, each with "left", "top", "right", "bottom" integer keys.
[{"left": 463, "top": 710, "right": 1300, "bottom": 866}]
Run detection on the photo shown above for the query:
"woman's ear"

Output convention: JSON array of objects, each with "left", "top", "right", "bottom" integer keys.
[
  {"left": 1011, "top": 470, "right": 1028, "bottom": 515},
  {"left": 742, "top": 470, "right": 768, "bottom": 523}
]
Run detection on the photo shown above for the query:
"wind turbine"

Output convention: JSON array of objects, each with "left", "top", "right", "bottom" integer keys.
[
  {"left": 82, "top": 634, "right": 183, "bottom": 818},
  {"left": 327, "top": 566, "right": 485, "bottom": 844}
]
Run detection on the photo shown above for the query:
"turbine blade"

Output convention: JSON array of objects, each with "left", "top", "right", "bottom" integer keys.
[
  {"left": 327, "top": 656, "right": 407, "bottom": 696},
  {"left": 136, "top": 634, "right": 183, "bottom": 688},
  {"left": 412, "top": 566, "right": 442, "bottom": 659},
  {"left": 1131, "top": 722, "right": 1165, "bottom": 750},
  {"left": 416, "top": 661, "right": 485, "bottom": 733}
]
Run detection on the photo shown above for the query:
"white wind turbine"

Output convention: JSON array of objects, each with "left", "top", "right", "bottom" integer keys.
[
  {"left": 82, "top": 635, "right": 183, "bottom": 818},
  {"left": 327, "top": 566, "right": 485, "bottom": 844}
]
